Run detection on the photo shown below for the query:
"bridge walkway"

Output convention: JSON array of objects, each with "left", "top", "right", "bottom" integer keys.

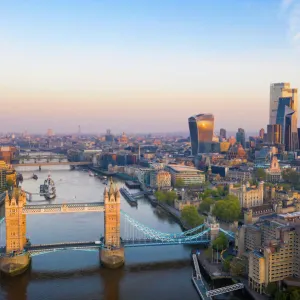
[{"left": 191, "top": 254, "right": 211, "bottom": 300}]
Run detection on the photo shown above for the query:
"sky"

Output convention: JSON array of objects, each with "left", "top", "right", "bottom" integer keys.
[{"left": 0, "top": 0, "right": 300, "bottom": 135}]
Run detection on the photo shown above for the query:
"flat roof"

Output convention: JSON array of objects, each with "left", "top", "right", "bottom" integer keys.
[{"left": 166, "top": 165, "right": 204, "bottom": 173}]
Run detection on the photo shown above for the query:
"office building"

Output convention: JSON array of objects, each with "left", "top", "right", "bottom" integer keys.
[
  {"left": 188, "top": 114, "right": 214, "bottom": 155},
  {"left": 267, "top": 124, "right": 282, "bottom": 145},
  {"left": 276, "top": 97, "right": 297, "bottom": 151},
  {"left": 259, "top": 128, "right": 264, "bottom": 139},
  {"left": 165, "top": 165, "right": 205, "bottom": 186},
  {"left": 149, "top": 170, "right": 171, "bottom": 189},
  {"left": 236, "top": 212, "right": 300, "bottom": 294},
  {"left": 236, "top": 128, "right": 246, "bottom": 148},
  {"left": 269, "top": 83, "right": 298, "bottom": 150},
  {"left": 220, "top": 128, "right": 226, "bottom": 139}
]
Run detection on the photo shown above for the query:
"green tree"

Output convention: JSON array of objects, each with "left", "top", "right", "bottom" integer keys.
[
  {"left": 155, "top": 191, "right": 167, "bottom": 202},
  {"left": 181, "top": 206, "right": 204, "bottom": 228},
  {"left": 265, "top": 282, "right": 277, "bottom": 297},
  {"left": 223, "top": 257, "right": 231, "bottom": 272},
  {"left": 175, "top": 178, "right": 185, "bottom": 188},
  {"left": 204, "top": 246, "right": 213, "bottom": 260},
  {"left": 212, "top": 232, "right": 227, "bottom": 251},
  {"left": 289, "top": 289, "right": 300, "bottom": 300},
  {"left": 282, "top": 168, "right": 300, "bottom": 189},
  {"left": 212, "top": 195, "right": 240, "bottom": 222},
  {"left": 255, "top": 168, "right": 266, "bottom": 181},
  {"left": 199, "top": 198, "right": 214, "bottom": 214},
  {"left": 275, "top": 291, "right": 289, "bottom": 300},
  {"left": 165, "top": 191, "right": 177, "bottom": 205}
]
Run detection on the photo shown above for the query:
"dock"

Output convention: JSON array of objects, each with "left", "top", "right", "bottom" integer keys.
[
  {"left": 119, "top": 188, "right": 138, "bottom": 206},
  {"left": 125, "top": 181, "right": 140, "bottom": 189}
]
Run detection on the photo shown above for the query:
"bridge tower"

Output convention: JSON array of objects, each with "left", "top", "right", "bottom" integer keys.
[
  {"left": 0, "top": 188, "right": 31, "bottom": 276},
  {"left": 100, "top": 178, "right": 124, "bottom": 268}
]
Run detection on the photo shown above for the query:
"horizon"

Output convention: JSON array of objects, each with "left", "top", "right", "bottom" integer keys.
[{"left": 1, "top": 0, "right": 300, "bottom": 133}]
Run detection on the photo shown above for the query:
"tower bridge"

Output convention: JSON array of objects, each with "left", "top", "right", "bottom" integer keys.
[{"left": 0, "top": 179, "right": 233, "bottom": 276}]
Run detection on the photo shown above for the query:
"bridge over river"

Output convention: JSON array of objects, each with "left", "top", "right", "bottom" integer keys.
[{"left": 0, "top": 179, "right": 234, "bottom": 277}]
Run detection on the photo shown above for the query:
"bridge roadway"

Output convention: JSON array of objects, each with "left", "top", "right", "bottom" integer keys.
[
  {"left": 12, "top": 161, "right": 91, "bottom": 167},
  {"left": 22, "top": 202, "right": 104, "bottom": 214},
  {"left": 26, "top": 241, "right": 102, "bottom": 256}
]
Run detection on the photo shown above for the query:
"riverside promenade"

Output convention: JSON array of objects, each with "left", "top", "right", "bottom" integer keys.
[{"left": 197, "top": 251, "right": 231, "bottom": 280}]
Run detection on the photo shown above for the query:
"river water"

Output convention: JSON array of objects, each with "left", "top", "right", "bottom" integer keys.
[{"left": 0, "top": 160, "right": 250, "bottom": 300}]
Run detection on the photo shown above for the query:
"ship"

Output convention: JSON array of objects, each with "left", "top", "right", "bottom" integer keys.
[{"left": 40, "top": 175, "right": 56, "bottom": 200}]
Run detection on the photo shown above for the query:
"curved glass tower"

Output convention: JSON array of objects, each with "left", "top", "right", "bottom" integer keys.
[{"left": 188, "top": 114, "right": 214, "bottom": 155}]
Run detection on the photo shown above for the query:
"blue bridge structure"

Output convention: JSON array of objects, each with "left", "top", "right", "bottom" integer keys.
[{"left": 0, "top": 182, "right": 235, "bottom": 267}]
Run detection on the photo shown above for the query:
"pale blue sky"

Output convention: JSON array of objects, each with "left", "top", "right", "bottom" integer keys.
[{"left": 0, "top": 0, "right": 299, "bottom": 134}]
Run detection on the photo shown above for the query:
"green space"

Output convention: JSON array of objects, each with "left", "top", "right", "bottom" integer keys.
[
  {"left": 181, "top": 206, "right": 204, "bottom": 227},
  {"left": 266, "top": 283, "right": 300, "bottom": 300},
  {"left": 154, "top": 190, "right": 177, "bottom": 205}
]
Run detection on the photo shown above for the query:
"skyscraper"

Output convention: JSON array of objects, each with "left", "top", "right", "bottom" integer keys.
[
  {"left": 276, "top": 97, "right": 296, "bottom": 151},
  {"left": 188, "top": 114, "right": 214, "bottom": 155},
  {"left": 269, "top": 83, "right": 298, "bottom": 150},
  {"left": 267, "top": 124, "right": 282, "bottom": 145},
  {"left": 220, "top": 128, "right": 226, "bottom": 139},
  {"left": 259, "top": 128, "right": 265, "bottom": 139},
  {"left": 236, "top": 128, "right": 246, "bottom": 148}
]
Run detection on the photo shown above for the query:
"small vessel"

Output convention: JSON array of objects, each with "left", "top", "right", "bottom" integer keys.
[
  {"left": 88, "top": 171, "right": 95, "bottom": 177},
  {"left": 40, "top": 175, "right": 56, "bottom": 200},
  {"left": 32, "top": 174, "right": 38, "bottom": 180}
]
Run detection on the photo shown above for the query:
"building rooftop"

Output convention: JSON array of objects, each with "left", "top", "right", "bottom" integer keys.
[{"left": 166, "top": 165, "right": 204, "bottom": 173}]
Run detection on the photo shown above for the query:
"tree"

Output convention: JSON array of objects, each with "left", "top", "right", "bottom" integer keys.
[
  {"left": 175, "top": 178, "right": 184, "bottom": 188},
  {"left": 155, "top": 191, "right": 167, "bottom": 202},
  {"left": 204, "top": 246, "right": 213, "bottom": 260},
  {"left": 255, "top": 168, "right": 266, "bottom": 181},
  {"left": 223, "top": 257, "right": 231, "bottom": 272},
  {"left": 181, "top": 206, "right": 204, "bottom": 228},
  {"left": 282, "top": 168, "right": 300, "bottom": 189},
  {"left": 154, "top": 191, "right": 177, "bottom": 205},
  {"left": 165, "top": 191, "right": 177, "bottom": 205},
  {"left": 199, "top": 198, "right": 214, "bottom": 214},
  {"left": 212, "top": 232, "right": 227, "bottom": 251},
  {"left": 265, "top": 282, "right": 277, "bottom": 297},
  {"left": 212, "top": 195, "right": 240, "bottom": 222}
]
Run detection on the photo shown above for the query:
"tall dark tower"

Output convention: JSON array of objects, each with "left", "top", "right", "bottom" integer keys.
[{"left": 188, "top": 114, "right": 214, "bottom": 155}]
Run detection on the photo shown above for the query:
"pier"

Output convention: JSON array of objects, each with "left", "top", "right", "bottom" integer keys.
[
  {"left": 191, "top": 254, "right": 244, "bottom": 299},
  {"left": 119, "top": 188, "right": 138, "bottom": 206}
]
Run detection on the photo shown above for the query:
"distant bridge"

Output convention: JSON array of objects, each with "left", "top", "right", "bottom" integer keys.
[{"left": 12, "top": 161, "right": 91, "bottom": 167}]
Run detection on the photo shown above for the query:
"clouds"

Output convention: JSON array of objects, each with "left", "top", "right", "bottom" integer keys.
[{"left": 281, "top": 0, "right": 300, "bottom": 47}]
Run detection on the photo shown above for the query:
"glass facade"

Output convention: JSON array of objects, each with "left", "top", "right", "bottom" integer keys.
[
  {"left": 276, "top": 97, "right": 295, "bottom": 151},
  {"left": 188, "top": 114, "right": 214, "bottom": 155}
]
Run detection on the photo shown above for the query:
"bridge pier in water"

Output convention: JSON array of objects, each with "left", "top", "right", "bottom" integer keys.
[
  {"left": 100, "top": 179, "right": 125, "bottom": 268},
  {"left": 0, "top": 190, "right": 31, "bottom": 276}
]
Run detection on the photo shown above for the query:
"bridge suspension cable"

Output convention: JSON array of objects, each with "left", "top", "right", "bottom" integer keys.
[{"left": 121, "top": 212, "right": 210, "bottom": 244}]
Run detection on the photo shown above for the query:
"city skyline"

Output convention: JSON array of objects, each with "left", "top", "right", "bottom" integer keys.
[{"left": 1, "top": 0, "right": 300, "bottom": 133}]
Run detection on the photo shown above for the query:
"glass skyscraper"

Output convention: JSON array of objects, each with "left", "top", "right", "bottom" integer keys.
[
  {"left": 276, "top": 97, "right": 296, "bottom": 151},
  {"left": 188, "top": 114, "right": 214, "bottom": 155},
  {"left": 269, "top": 83, "right": 298, "bottom": 151}
]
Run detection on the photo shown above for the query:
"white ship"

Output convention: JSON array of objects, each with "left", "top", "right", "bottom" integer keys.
[{"left": 40, "top": 175, "right": 56, "bottom": 200}]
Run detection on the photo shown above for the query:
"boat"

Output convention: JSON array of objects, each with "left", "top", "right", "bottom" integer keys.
[
  {"left": 88, "top": 171, "right": 95, "bottom": 177},
  {"left": 119, "top": 187, "right": 138, "bottom": 206},
  {"left": 32, "top": 174, "right": 38, "bottom": 180},
  {"left": 40, "top": 175, "right": 56, "bottom": 200}
]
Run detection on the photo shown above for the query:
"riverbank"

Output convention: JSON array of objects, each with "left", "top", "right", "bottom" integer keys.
[{"left": 197, "top": 251, "right": 231, "bottom": 280}]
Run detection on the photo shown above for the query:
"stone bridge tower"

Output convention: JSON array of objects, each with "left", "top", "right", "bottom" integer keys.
[
  {"left": 0, "top": 188, "right": 31, "bottom": 276},
  {"left": 100, "top": 178, "right": 124, "bottom": 268},
  {"left": 5, "top": 188, "right": 27, "bottom": 253}
]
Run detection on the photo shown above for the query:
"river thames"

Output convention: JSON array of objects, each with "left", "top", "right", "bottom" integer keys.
[{"left": 0, "top": 164, "right": 250, "bottom": 300}]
